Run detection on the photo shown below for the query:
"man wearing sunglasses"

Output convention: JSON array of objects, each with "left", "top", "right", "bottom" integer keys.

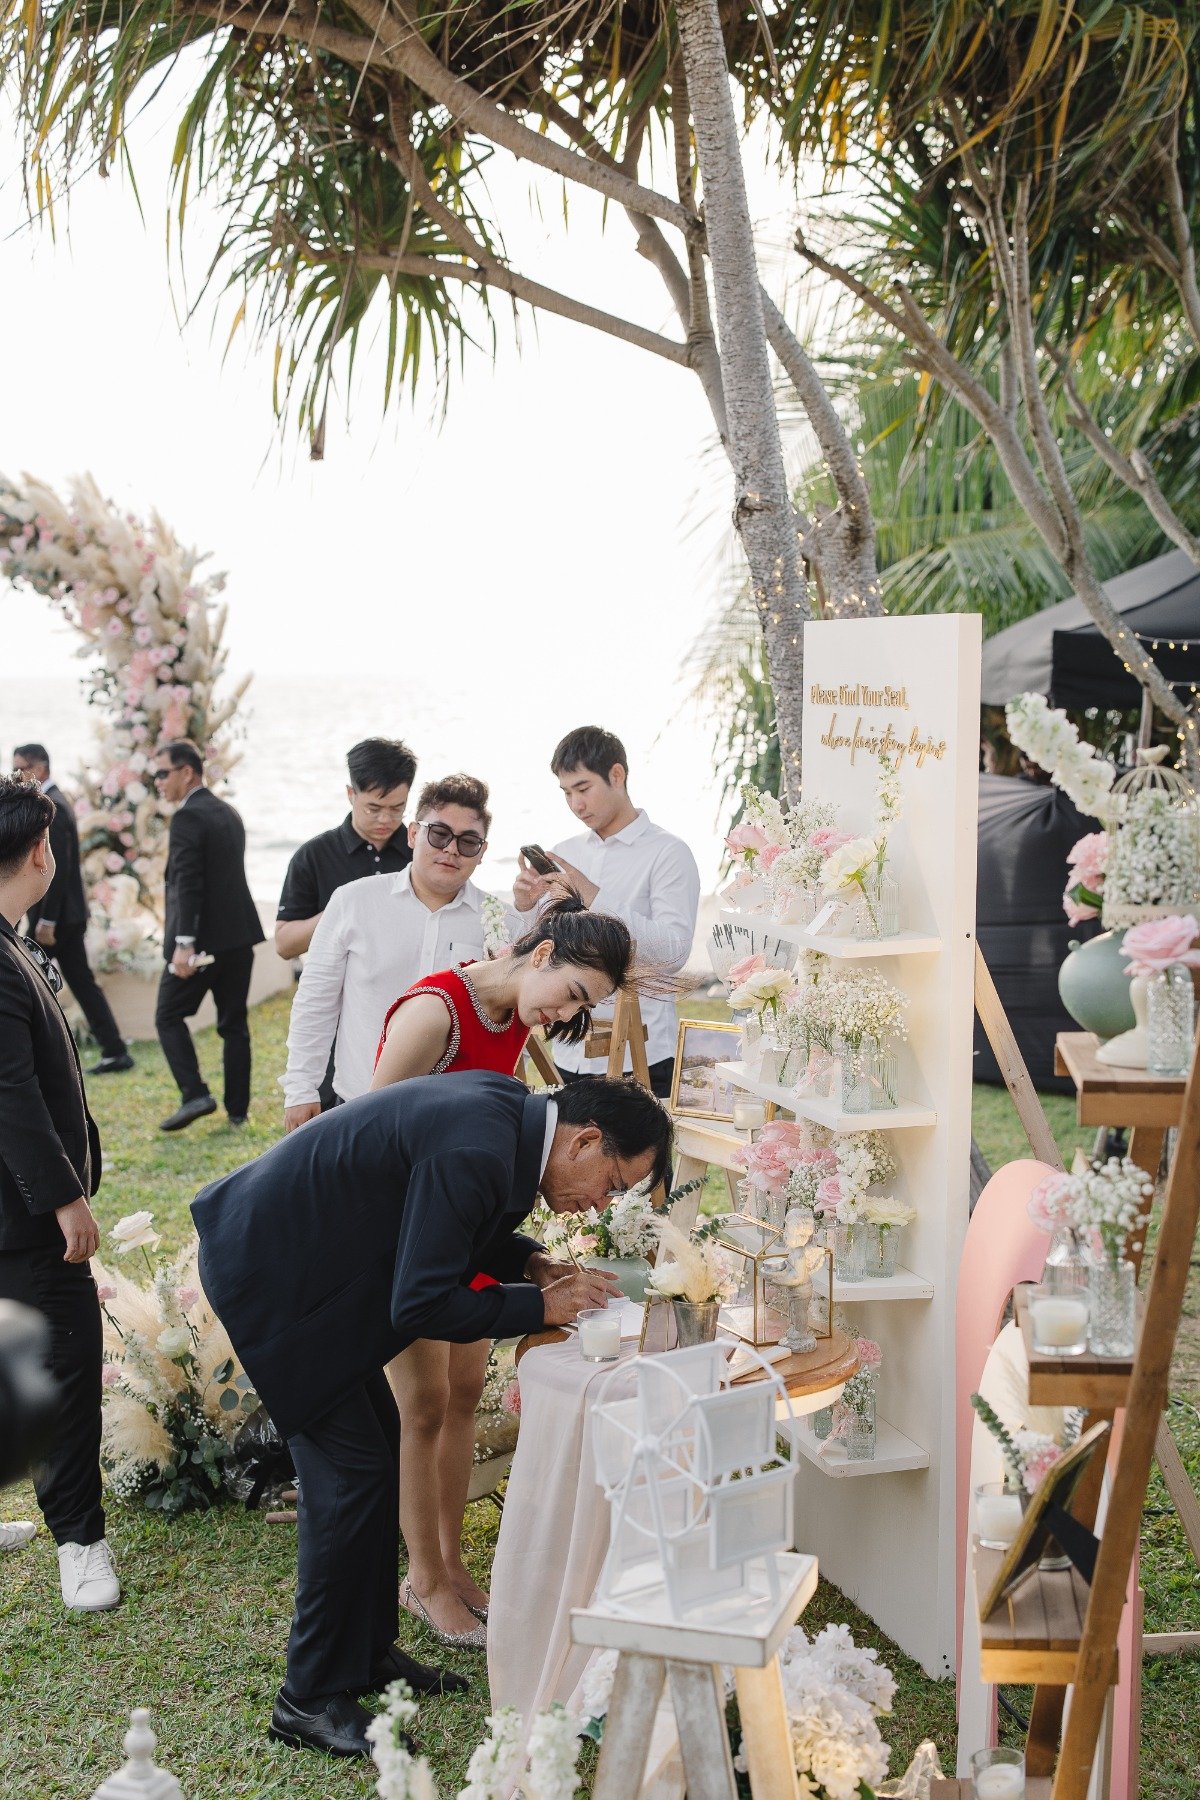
[{"left": 281, "top": 774, "right": 513, "bottom": 1130}]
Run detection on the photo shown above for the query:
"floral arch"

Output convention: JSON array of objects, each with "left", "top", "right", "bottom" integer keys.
[{"left": 1, "top": 473, "right": 248, "bottom": 972}]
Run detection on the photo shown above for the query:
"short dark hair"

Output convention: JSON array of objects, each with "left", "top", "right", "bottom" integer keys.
[
  {"left": 347, "top": 737, "right": 417, "bottom": 796},
  {"left": 0, "top": 775, "right": 55, "bottom": 879},
  {"left": 157, "top": 739, "right": 204, "bottom": 777},
  {"left": 551, "top": 726, "right": 628, "bottom": 783},
  {"left": 13, "top": 743, "right": 50, "bottom": 772},
  {"left": 415, "top": 773, "right": 492, "bottom": 836},
  {"left": 511, "top": 895, "right": 634, "bottom": 1045},
  {"left": 553, "top": 1075, "right": 672, "bottom": 1193}
]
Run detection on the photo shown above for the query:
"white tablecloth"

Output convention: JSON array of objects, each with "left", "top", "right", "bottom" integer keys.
[{"left": 487, "top": 1335, "right": 636, "bottom": 1720}]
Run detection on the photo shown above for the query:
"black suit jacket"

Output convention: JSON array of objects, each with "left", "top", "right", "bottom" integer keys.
[
  {"left": 164, "top": 787, "right": 265, "bottom": 960},
  {"left": 27, "top": 784, "right": 89, "bottom": 933},
  {"left": 0, "top": 914, "right": 102, "bottom": 1252},
  {"left": 191, "top": 1072, "right": 550, "bottom": 1439}
]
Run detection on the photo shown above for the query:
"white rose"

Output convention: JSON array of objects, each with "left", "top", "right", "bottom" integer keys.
[
  {"left": 821, "top": 837, "right": 879, "bottom": 893},
  {"left": 110, "top": 1211, "right": 160, "bottom": 1255},
  {"left": 156, "top": 1325, "right": 192, "bottom": 1362},
  {"left": 864, "top": 1194, "right": 915, "bottom": 1229},
  {"left": 125, "top": 781, "right": 148, "bottom": 803}
]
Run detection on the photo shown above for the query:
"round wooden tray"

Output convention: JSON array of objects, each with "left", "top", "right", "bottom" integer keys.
[{"left": 515, "top": 1324, "right": 858, "bottom": 1398}]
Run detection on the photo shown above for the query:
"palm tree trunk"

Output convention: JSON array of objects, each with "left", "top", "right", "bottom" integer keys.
[{"left": 674, "top": 0, "right": 810, "bottom": 793}]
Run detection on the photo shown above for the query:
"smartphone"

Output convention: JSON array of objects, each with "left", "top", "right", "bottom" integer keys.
[{"left": 521, "top": 843, "right": 560, "bottom": 876}]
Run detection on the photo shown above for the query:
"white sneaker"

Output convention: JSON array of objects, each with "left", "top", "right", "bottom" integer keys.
[
  {"left": 58, "top": 1538, "right": 120, "bottom": 1611},
  {"left": 0, "top": 1521, "right": 37, "bottom": 1551}
]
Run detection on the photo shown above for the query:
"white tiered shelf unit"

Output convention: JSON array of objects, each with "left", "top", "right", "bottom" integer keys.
[{"left": 718, "top": 616, "right": 981, "bottom": 1679}]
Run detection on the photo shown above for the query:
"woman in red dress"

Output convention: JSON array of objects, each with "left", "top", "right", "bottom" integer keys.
[{"left": 370, "top": 898, "right": 635, "bottom": 1646}]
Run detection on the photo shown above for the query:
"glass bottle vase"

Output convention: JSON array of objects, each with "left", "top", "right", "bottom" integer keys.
[
  {"left": 811, "top": 1404, "right": 834, "bottom": 1441},
  {"left": 859, "top": 1222, "right": 902, "bottom": 1279},
  {"left": 1044, "top": 1226, "right": 1089, "bottom": 1293},
  {"left": 826, "top": 1221, "right": 864, "bottom": 1279},
  {"left": 1147, "top": 962, "right": 1196, "bottom": 1077},
  {"left": 844, "top": 1392, "right": 877, "bottom": 1461},
  {"left": 850, "top": 863, "right": 900, "bottom": 940},
  {"left": 1088, "top": 1259, "right": 1136, "bottom": 1358},
  {"left": 837, "top": 1036, "right": 898, "bottom": 1113}
]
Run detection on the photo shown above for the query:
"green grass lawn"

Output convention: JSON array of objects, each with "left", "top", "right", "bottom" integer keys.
[{"left": 1, "top": 992, "right": 1197, "bottom": 1795}]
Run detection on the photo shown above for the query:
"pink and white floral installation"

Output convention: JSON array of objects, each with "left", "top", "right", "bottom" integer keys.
[{"left": 0, "top": 472, "right": 249, "bottom": 972}]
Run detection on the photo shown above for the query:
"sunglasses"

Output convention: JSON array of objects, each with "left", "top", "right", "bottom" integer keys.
[
  {"left": 22, "top": 936, "right": 64, "bottom": 996},
  {"left": 419, "top": 820, "right": 486, "bottom": 859}
]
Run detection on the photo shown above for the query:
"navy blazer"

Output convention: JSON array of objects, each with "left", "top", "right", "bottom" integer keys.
[
  {"left": 191, "top": 1071, "right": 549, "bottom": 1439},
  {"left": 0, "top": 914, "right": 101, "bottom": 1252}
]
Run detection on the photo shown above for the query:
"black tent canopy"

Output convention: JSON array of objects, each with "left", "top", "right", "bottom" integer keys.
[{"left": 981, "top": 547, "right": 1200, "bottom": 708}]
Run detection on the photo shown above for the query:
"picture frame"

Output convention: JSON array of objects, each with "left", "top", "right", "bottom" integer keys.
[
  {"left": 976, "top": 1420, "right": 1111, "bottom": 1620},
  {"left": 669, "top": 1019, "right": 742, "bottom": 1122}
]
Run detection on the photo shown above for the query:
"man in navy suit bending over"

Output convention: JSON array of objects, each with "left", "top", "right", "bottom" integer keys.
[{"left": 192, "top": 1069, "right": 670, "bottom": 1759}]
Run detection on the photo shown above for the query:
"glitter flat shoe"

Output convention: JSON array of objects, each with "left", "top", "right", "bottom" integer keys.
[
  {"left": 465, "top": 1602, "right": 488, "bottom": 1624},
  {"left": 400, "top": 1576, "right": 487, "bottom": 1650}
]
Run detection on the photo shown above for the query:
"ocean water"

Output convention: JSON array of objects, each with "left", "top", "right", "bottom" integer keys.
[{"left": 1, "top": 675, "right": 728, "bottom": 906}]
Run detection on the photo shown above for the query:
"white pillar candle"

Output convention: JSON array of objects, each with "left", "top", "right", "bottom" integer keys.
[
  {"left": 973, "top": 1766, "right": 1025, "bottom": 1799},
  {"left": 974, "top": 1486, "right": 1023, "bottom": 1550},
  {"left": 577, "top": 1310, "right": 621, "bottom": 1362},
  {"left": 733, "top": 1096, "right": 767, "bottom": 1131},
  {"left": 1029, "top": 1292, "right": 1090, "bottom": 1354}
]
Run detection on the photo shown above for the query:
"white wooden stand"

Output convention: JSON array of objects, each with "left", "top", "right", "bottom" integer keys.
[
  {"left": 572, "top": 1552, "right": 818, "bottom": 1800},
  {"left": 90, "top": 1710, "right": 183, "bottom": 1799},
  {"left": 722, "top": 616, "right": 982, "bottom": 1677}
]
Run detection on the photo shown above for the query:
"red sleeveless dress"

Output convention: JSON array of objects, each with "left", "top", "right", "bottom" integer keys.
[{"left": 374, "top": 963, "right": 530, "bottom": 1077}]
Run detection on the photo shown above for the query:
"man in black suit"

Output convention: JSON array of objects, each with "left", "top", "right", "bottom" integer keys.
[
  {"left": 11, "top": 744, "right": 131, "bottom": 1075},
  {"left": 0, "top": 774, "right": 121, "bottom": 1610},
  {"left": 153, "top": 740, "right": 265, "bottom": 1132},
  {"left": 193, "top": 1069, "right": 670, "bottom": 1759}
]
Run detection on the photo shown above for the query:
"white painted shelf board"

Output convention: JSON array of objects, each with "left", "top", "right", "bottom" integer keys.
[
  {"left": 833, "top": 1267, "right": 934, "bottom": 1302},
  {"left": 791, "top": 1417, "right": 929, "bottom": 1478},
  {"left": 717, "top": 1061, "right": 937, "bottom": 1133},
  {"left": 717, "top": 911, "right": 942, "bottom": 959}
]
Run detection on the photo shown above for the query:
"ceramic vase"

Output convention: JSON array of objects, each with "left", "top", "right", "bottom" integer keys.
[{"left": 1058, "top": 930, "right": 1136, "bottom": 1041}]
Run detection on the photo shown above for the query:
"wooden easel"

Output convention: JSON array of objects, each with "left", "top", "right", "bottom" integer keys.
[
  {"left": 584, "top": 988, "right": 656, "bottom": 1090},
  {"left": 933, "top": 948, "right": 1200, "bottom": 1800}
]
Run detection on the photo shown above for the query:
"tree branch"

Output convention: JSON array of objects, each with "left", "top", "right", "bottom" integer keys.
[{"left": 1157, "top": 133, "right": 1200, "bottom": 353}]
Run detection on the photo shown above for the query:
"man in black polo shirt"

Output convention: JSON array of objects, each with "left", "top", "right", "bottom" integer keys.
[{"left": 276, "top": 739, "right": 417, "bottom": 1109}]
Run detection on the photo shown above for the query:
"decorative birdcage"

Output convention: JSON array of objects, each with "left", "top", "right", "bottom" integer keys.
[
  {"left": 590, "top": 1344, "right": 797, "bottom": 1622},
  {"left": 1101, "top": 748, "right": 1200, "bottom": 927}
]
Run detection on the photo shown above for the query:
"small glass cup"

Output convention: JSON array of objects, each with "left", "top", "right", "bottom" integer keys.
[
  {"left": 974, "top": 1482, "right": 1023, "bottom": 1550},
  {"left": 971, "top": 1746, "right": 1025, "bottom": 1799},
  {"left": 577, "top": 1307, "right": 621, "bottom": 1363},
  {"left": 1028, "top": 1281, "right": 1090, "bottom": 1356}
]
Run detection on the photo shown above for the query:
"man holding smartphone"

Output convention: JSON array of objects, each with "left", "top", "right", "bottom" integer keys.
[{"left": 513, "top": 726, "right": 699, "bottom": 1097}]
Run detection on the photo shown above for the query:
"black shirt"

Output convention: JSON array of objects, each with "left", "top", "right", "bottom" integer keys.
[{"left": 276, "top": 814, "right": 413, "bottom": 924}]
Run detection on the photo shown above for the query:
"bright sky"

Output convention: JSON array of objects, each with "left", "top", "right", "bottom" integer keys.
[{"left": 1, "top": 74, "right": 808, "bottom": 880}]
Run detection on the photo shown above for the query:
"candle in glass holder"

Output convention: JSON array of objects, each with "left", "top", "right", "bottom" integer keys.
[
  {"left": 577, "top": 1308, "right": 621, "bottom": 1362},
  {"left": 733, "top": 1096, "right": 767, "bottom": 1132},
  {"left": 971, "top": 1748, "right": 1025, "bottom": 1799},
  {"left": 974, "top": 1482, "right": 1023, "bottom": 1550},
  {"left": 1029, "top": 1284, "right": 1090, "bottom": 1356}
]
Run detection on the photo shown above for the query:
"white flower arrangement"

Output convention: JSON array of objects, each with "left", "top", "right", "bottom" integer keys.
[
  {"left": 1063, "top": 1155, "right": 1154, "bottom": 1266},
  {"left": 872, "top": 755, "right": 903, "bottom": 842},
  {"left": 1004, "top": 693, "right": 1116, "bottom": 818},
  {"left": 481, "top": 894, "right": 513, "bottom": 959},
  {"left": 1104, "top": 786, "right": 1199, "bottom": 921},
  {"left": 764, "top": 1623, "right": 894, "bottom": 1800},
  {"left": 0, "top": 471, "right": 248, "bottom": 973},
  {"left": 821, "top": 836, "right": 881, "bottom": 896},
  {"left": 369, "top": 1689, "right": 584, "bottom": 1800},
  {"left": 728, "top": 963, "right": 797, "bottom": 1020},
  {"left": 863, "top": 1195, "right": 915, "bottom": 1232},
  {"left": 604, "top": 1188, "right": 659, "bottom": 1259},
  {"left": 367, "top": 1682, "right": 438, "bottom": 1800},
  {"left": 524, "top": 1703, "right": 584, "bottom": 1800},
  {"left": 647, "top": 1217, "right": 736, "bottom": 1304},
  {"left": 743, "top": 783, "right": 791, "bottom": 848},
  {"left": 458, "top": 1706, "right": 526, "bottom": 1800}
]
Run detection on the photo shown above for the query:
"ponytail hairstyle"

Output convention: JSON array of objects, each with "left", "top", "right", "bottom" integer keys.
[{"left": 510, "top": 894, "right": 634, "bottom": 1044}]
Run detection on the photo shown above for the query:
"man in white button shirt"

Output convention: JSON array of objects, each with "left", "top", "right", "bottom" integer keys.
[
  {"left": 281, "top": 775, "right": 501, "bottom": 1129},
  {"left": 513, "top": 725, "right": 700, "bottom": 1096}
]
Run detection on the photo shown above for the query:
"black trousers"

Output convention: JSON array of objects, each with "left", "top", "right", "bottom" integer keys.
[
  {"left": 0, "top": 1249, "right": 104, "bottom": 1546},
  {"left": 155, "top": 946, "right": 255, "bottom": 1117},
  {"left": 52, "top": 926, "right": 125, "bottom": 1059},
  {"left": 284, "top": 1372, "right": 401, "bottom": 1700}
]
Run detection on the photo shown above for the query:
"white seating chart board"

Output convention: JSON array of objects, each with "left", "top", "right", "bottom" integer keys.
[{"left": 725, "top": 614, "right": 982, "bottom": 1676}]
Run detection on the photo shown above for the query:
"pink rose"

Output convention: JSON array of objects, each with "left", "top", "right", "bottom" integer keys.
[
  {"left": 800, "top": 1147, "right": 839, "bottom": 1177},
  {"left": 102, "top": 1364, "right": 120, "bottom": 1389},
  {"left": 1120, "top": 914, "right": 1200, "bottom": 980},
  {"left": 728, "top": 952, "right": 766, "bottom": 985},
  {"left": 175, "top": 1286, "right": 200, "bottom": 1310},
  {"left": 815, "top": 1175, "right": 844, "bottom": 1216},
  {"left": 854, "top": 1336, "right": 882, "bottom": 1372},
  {"left": 1027, "top": 1173, "right": 1073, "bottom": 1235},
  {"left": 1063, "top": 891, "right": 1100, "bottom": 926},
  {"left": 1066, "top": 831, "right": 1108, "bottom": 889},
  {"left": 501, "top": 1378, "right": 522, "bottom": 1417},
  {"left": 95, "top": 1283, "right": 117, "bottom": 1302},
  {"left": 759, "top": 843, "right": 785, "bottom": 872},
  {"left": 726, "top": 822, "right": 769, "bottom": 854},
  {"left": 104, "top": 853, "right": 125, "bottom": 873},
  {"left": 808, "top": 828, "right": 851, "bottom": 855},
  {"left": 1022, "top": 1441, "right": 1063, "bottom": 1495}
]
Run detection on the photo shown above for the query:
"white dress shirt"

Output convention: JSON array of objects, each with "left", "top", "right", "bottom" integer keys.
[
  {"left": 282, "top": 868, "right": 494, "bottom": 1105},
  {"left": 539, "top": 1098, "right": 558, "bottom": 1184},
  {"left": 533, "top": 810, "right": 700, "bottom": 1074}
]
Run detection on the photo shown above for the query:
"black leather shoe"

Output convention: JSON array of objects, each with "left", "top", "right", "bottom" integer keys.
[
  {"left": 227, "top": 1114, "right": 248, "bottom": 1127},
  {"left": 268, "top": 1689, "right": 381, "bottom": 1758},
  {"left": 353, "top": 1642, "right": 470, "bottom": 1698},
  {"left": 159, "top": 1095, "right": 218, "bottom": 1132},
  {"left": 87, "top": 1053, "right": 134, "bottom": 1074}
]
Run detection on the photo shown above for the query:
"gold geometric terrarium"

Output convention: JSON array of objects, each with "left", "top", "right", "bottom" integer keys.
[{"left": 716, "top": 1213, "right": 833, "bottom": 1348}]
